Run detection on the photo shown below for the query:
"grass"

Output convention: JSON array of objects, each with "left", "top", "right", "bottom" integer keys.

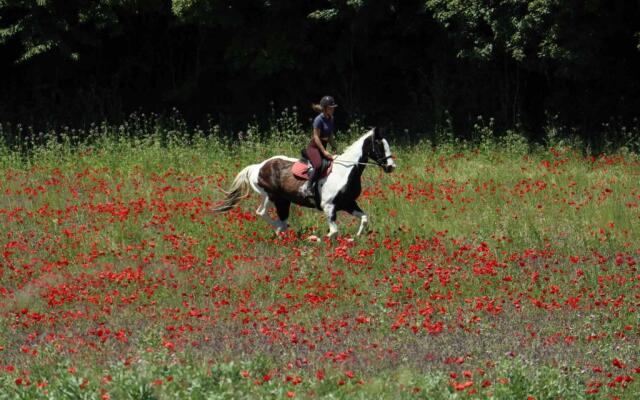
[{"left": 0, "top": 113, "right": 639, "bottom": 398}]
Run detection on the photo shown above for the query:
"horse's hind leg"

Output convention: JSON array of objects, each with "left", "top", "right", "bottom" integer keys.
[
  {"left": 256, "top": 196, "right": 278, "bottom": 228},
  {"left": 274, "top": 199, "right": 290, "bottom": 233}
]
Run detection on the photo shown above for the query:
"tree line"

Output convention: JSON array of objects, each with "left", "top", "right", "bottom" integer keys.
[{"left": 1, "top": 1, "right": 639, "bottom": 145}]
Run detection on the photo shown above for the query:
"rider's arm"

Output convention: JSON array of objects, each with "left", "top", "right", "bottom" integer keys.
[
  {"left": 328, "top": 134, "right": 338, "bottom": 153},
  {"left": 313, "top": 128, "right": 332, "bottom": 158}
]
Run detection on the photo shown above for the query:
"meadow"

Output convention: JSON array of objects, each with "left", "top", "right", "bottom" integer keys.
[{"left": 0, "top": 114, "right": 639, "bottom": 399}]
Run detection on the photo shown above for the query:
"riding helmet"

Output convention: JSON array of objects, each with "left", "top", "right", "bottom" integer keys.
[{"left": 320, "top": 96, "right": 338, "bottom": 109}]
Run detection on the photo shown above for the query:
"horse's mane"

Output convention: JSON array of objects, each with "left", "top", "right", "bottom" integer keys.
[{"left": 338, "top": 130, "right": 373, "bottom": 160}]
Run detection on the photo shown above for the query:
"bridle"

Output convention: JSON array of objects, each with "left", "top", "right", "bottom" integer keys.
[
  {"left": 331, "top": 136, "right": 394, "bottom": 169},
  {"left": 369, "top": 136, "right": 394, "bottom": 167}
]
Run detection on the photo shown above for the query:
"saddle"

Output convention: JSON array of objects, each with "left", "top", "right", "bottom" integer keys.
[
  {"left": 292, "top": 149, "right": 333, "bottom": 210},
  {"left": 292, "top": 149, "right": 333, "bottom": 180}
]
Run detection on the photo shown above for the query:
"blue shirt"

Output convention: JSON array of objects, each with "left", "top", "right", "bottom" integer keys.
[{"left": 312, "top": 113, "right": 334, "bottom": 143}]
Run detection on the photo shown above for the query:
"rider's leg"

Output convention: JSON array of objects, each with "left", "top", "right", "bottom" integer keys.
[{"left": 306, "top": 145, "right": 323, "bottom": 193}]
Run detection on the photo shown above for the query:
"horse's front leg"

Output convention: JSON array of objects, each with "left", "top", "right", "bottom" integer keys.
[
  {"left": 347, "top": 201, "right": 368, "bottom": 236},
  {"left": 323, "top": 203, "right": 338, "bottom": 239},
  {"left": 274, "top": 199, "right": 291, "bottom": 234}
]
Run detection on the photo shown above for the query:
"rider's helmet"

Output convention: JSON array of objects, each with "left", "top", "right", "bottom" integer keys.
[{"left": 320, "top": 96, "right": 338, "bottom": 109}]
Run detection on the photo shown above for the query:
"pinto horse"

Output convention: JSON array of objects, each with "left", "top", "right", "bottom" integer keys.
[{"left": 214, "top": 128, "right": 396, "bottom": 238}]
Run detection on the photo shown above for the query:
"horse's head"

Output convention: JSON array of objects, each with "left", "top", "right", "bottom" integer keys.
[{"left": 367, "top": 127, "right": 396, "bottom": 173}]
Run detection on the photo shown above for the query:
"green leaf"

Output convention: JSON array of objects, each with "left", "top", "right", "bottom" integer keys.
[
  {"left": 18, "top": 39, "right": 58, "bottom": 63},
  {"left": 171, "top": 0, "right": 198, "bottom": 18},
  {"left": 308, "top": 8, "right": 339, "bottom": 20},
  {"left": 0, "top": 22, "right": 23, "bottom": 43}
]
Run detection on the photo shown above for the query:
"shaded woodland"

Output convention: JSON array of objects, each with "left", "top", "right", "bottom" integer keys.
[{"left": 2, "top": 1, "right": 639, "bottom": 144}]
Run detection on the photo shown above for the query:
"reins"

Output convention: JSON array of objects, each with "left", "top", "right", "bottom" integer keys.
[
  {"left": 331, "top": 159, "right": 381, "bottom": 167},
  {"left": 332, "top": 155, "right": 393, "bottom": 168}
]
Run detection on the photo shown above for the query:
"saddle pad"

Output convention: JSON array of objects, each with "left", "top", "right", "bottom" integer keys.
[{"left": 292, "top": 161, "right": 333, "bottom": 180}]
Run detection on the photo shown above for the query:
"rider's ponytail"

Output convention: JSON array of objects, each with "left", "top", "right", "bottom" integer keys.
[{"left": 311, "top": 103, "right": 323, "bottom": 113}]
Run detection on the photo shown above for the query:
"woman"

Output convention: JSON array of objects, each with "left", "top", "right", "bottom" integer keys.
[{"left": 306, "top": 95, "right": 338, "bottom": 192}]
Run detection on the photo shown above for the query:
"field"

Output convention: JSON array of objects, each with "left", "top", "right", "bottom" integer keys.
[{"left": 0, "top": 119, "right": 639, "bottom": 399}]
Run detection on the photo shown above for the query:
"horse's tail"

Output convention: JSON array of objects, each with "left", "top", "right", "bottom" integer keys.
[{"left": 212, "top": 165, "right": 255, "bottom": 213}]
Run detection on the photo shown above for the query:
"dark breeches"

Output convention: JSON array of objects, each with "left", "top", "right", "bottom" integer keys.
[{"left": 305, "top": 143, "right": 328, "bottom": 171}]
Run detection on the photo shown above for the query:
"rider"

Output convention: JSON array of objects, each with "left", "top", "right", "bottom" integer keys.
[{"left": 307, "top": 95, "right": 338, "bottom": 194}]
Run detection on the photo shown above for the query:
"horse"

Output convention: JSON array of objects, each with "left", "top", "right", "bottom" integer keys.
[{"left": 213, "top": 127, "right": 396, "bottom": 238}]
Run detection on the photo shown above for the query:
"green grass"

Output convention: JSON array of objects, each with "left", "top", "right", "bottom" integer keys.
[{"left": 0, "top": 115, "right": 639, "bottom": 398}]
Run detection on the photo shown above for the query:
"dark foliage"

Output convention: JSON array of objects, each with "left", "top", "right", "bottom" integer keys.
[{"left": 1, "top": 1, "right": 639, "bottom": 144}]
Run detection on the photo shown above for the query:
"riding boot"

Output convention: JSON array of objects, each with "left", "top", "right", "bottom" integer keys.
[
  {"left": 307, "top": 167, "right": 318, "bottom": 197},
  {"left": 311, "top": 158, "right": 329, "bottom": 207}
]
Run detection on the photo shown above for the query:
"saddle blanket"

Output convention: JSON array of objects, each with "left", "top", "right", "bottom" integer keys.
[{"left": 292, "top": 161, "right": 333, "bottom": 180}]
